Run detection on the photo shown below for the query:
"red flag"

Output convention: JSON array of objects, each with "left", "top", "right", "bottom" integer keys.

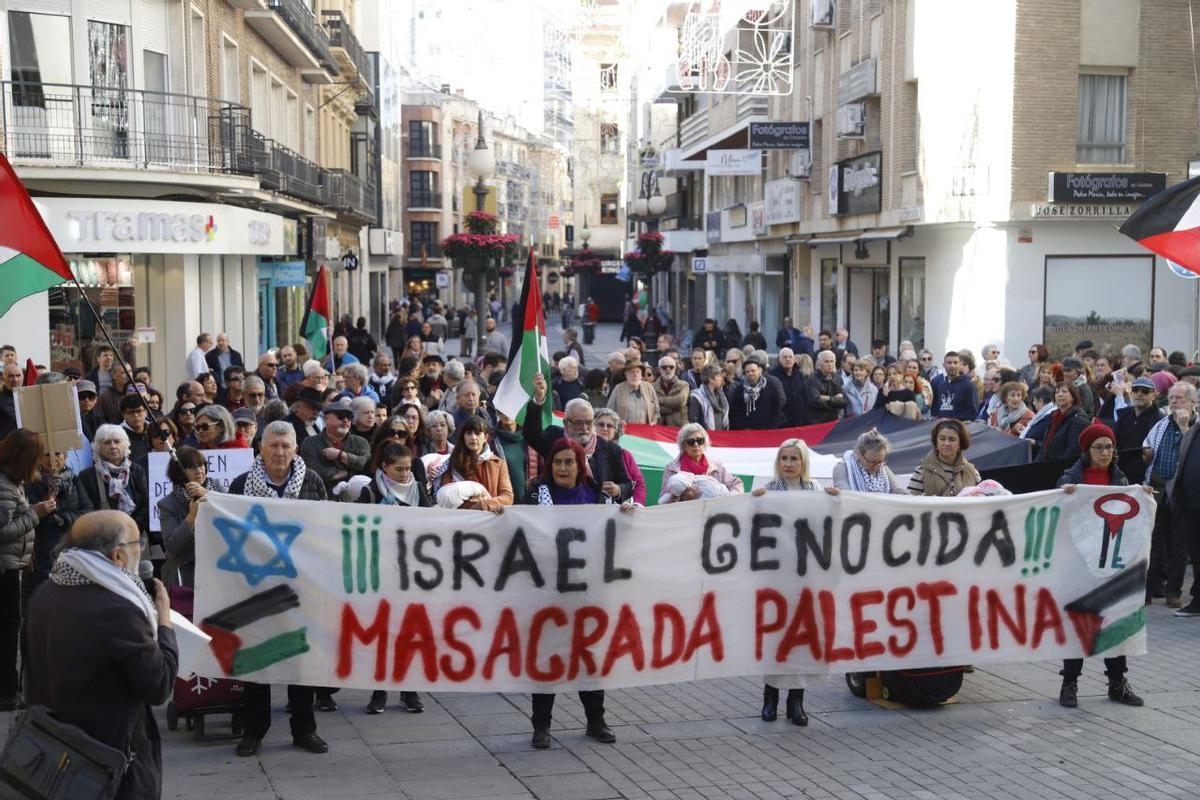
[{"left": 22, "top": 358, "right": 37, "bottom": 387}]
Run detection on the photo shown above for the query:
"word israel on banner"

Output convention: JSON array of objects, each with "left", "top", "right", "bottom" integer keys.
[
  {"left": 148, "top": 449, "right": 254, "bottom": 532},
  {"left": 192, "top": 487, "right": 1152, "bottom": 692}
]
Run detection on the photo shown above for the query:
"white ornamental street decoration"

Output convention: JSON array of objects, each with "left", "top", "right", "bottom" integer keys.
[{"left": 674, "top": 1, "right": 795, "bottom": 96}]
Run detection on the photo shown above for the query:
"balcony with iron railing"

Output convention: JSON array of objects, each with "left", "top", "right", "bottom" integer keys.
[
  {"left": 407, "top": 191, "right": 442, "bottom": 210},
  {"left": 406, "top": 141, "right": 442, "bottom": 159},
  {"left": 1, "top": 81, "right": 251, "bottom": 177},
  {"left": 326, "top": 168, "right": 377, "bottom": 223},
  {"left": 271, "top": 141, "right": 327, "bottom": 206},
  {"left": 252, "top": 0, "right": 339, "bottom": 78},
  {"left": 321, "top": 10, "right": 370, "bottom": 85}
]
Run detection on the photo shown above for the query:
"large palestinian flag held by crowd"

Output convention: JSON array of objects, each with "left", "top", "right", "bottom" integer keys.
[
  {"left": 1119, "top": 174, "right": 1200, "bottom": 273},
  {"left": 621, "top": 408, "right": 1033, "bottom": 504}
]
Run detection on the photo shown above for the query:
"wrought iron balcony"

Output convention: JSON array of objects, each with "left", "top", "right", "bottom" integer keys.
[
  {"left": 406, "top": 141, "right": 442, "bottom": 159},
  {"left": 407, "top": 191, "right": 442, "bottom": 210},
  {"left": 265, "top": 0, "right": 339, "bottom": 76},
  {"left": 322, "top": 10, "right": 369, "bottom": 82},
  {"left": 271, "top": 141, "right": 327, "bottom": 206},
  {"left": 326, "top": 168, "right": 378, "bottom": 223},
  {"left": 1, "top": 81, "right": 249, "bottom": 175}
]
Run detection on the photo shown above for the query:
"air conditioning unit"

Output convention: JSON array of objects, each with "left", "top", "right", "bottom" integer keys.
[
  {"left": 788, "top": 149, "right": 812, "bottom": 179},
  {"left": 836, "top": 102, "right": 865, "bottom": 139},
  {"left": 811, "top": 0, "right": 835, "bottom": 28}
]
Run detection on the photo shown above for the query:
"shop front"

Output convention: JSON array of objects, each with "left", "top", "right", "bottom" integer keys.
[{"left": 7, "top": 197, "right": 290, "bottom": 391}]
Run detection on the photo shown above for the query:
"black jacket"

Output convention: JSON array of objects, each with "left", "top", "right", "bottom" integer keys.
[
  {"left": 693, "top": 326, "right": 725, "bottom": 354},
  {"left": 80, "top": 462, "right": 150, "bottom": 534},
  {"left": 741, "top": 332, "right": 767, "bottom": 351},
  {"left": 0, "top": 387, "right": 16, "bottom": 439},
  {"left": 1057, "top": 458, "right": 1129, "bottom": 487},
  {"left": 23, "top": 581, "right": 178, "bottom": 800},
  {"left": 205, "top": 347, "right": 245, "bottom": 385},
  {"left": 728, "top": 376, "right": 787, "bottom": 430},
  {"left": 25, "top": 472, "right": 93, "bottom": 584},
  {"left": 347, "top": 328, "right": 378, "bottom": 363},
  {"left": 522, "top": 399, "right": 633, "bottom": 502},
  {"left": 769, "top": 365, "right": 808, "bottom": 427},
  {"left": 1038, "top": 406, "right": 1091, "bottom": 463},
  {"left": 1112, "top": 405, "right": 1162, "bottom": 484},
  {"left": 803, "top": 372, "right": 847, "bottom": 424}
]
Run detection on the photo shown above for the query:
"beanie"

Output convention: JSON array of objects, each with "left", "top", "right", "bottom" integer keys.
[{"left": 1079, "top": 421, "right": 1114, "bottom": 454}]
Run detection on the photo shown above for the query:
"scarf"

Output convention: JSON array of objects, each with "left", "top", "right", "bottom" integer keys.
[
  {"left": 842, "top": 450, "right": 890, "bottom": 493},
  {"left": 96, "top": 458, "right": 136, "bottom": 514},
  {"left": 537, "top": 481, "right": 601, "bottom": 506},
  {"left": 995, "top": 401, "right": 1030, "bottom": 431},
  {"left": 243, "top": 456, "right": 308, "bottom": 498},
  {"left": 51, "top": 549, "right": 157, "bottom": 638},
  {"left": 764, "top": 476, "right": 819, "bottom": 492},
  {"left": 170, "top": 477, "right": 218, "bottom": 509},
  {"left": 376, "top": 468, "right": 422, "bottom": 507},
  {"left": 1042, "top": 409, "right": 1068, "bottom": 451},
  {"left": 1020, "top": 402, "right": 1055, "bottom": 439},
  {"left": 679, "top": 452, "right": 710, "bottom": 476},
  {"left": 742, "top": 376, "right": 766, "bottom": 415}
]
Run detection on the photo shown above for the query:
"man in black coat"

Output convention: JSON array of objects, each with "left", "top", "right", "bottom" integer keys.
[
  {"left": 692, "top": 318, "right": 726, "bottom": 355},
  {"left": 204, "top": 332, "right": 245, "bottom": 389},
  {"left": 23, "top": 510, "right": 178, "bottom": 800},
  {"left": 524, "top": 374, "right": 633, "bottom": 502},
  {"left": 729, "top": 354, "right": 786, "bottom": 429},
  {"left": 1112, "top": 377, "right": 1162, "bottom": 483},
  {"left": 769, "top": 347, "right": 809, "bottom": 426},
  {"left": 804, "top": 350, "right": 848, "bottom": 423},
  {"left": 285, "top": 387, "right": 326, "bottom": 446}
]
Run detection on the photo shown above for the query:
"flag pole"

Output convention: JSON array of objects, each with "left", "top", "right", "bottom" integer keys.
[{"left": 68, "top": 275, "right": 179, "bottom": 465}]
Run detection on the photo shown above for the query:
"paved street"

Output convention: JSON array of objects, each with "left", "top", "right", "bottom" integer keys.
[
  {"left": 155, "top": 599, "right": 1200, "bottom": 800},
  {"left": 148, "top": 323, "right": 1200, "bottom": 800}
]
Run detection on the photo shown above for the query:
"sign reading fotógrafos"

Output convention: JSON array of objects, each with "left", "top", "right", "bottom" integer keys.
[{"left": 193, "top": 488, "right": 1151, "bottom": 693}]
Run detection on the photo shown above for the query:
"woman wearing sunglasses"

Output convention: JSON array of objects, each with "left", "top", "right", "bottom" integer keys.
[
  {"left": 171, "top": 401, "right": 198, "bottom": 445},
  {"left": 193, "top": 405, "right": 249, "bottom": 450},
  {"left": 660, "top": 424, "right": 745, "bottom": 503}
]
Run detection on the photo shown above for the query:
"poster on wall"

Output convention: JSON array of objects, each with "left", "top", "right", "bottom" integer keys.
[{"left": 1043, "top": 256, "right": 1153, "bottom": 359}]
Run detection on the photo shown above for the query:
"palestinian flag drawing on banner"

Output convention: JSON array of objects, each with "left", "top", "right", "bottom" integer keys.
[
  {"left": 493, "top": 250, "right": 553, "bottom": 427},
  {"left": 299, "top": 264, "right": 332, "bottom": 361},
  {"left": 1119, "top": 175, "right": 1200, "bottom": 273},
  {"left": 0, "top": 154, "right": 74, "bottom": 318}
]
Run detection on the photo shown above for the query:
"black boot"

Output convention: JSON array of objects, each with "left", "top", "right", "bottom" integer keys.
[
  {"left": 1059, "top": 679, "right": 1078, "bottom": 708},
  {"left": 761, "top": 685, "right": 779, "bottom": 721},
  {"left": 785, "top": 689, "right": 808, "bottom": 726}
]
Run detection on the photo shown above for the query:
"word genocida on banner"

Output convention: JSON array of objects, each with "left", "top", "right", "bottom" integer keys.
[{"left": 195, "top": 487, "right": 1151, "bottom": 692}]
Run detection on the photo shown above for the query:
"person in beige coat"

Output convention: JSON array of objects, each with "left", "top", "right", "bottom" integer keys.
[
  {"left": 653, "top": 356, "right": 690, "bottom": 427},
  {"left": 606, "top": 361, "right": 660, "bottom": 426}
]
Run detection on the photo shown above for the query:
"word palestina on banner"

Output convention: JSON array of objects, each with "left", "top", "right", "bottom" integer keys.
[{"left": 192, "top": 488, "right": 1151, "bottom": 693}]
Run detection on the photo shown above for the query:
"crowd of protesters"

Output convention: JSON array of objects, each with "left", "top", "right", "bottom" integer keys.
[{"left": 2, "top": 298, "right": 1198, "bottom": 796}]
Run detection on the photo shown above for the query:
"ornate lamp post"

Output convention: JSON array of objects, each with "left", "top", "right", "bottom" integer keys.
[{"left": 463, "top": 111, "right": 499, "bottom": 355}]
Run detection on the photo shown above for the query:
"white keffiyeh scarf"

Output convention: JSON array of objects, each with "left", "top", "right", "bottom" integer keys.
[
  {"left": 842, "top": 450, "right": 891, "bottom": 494},
  {"left": 243, "top": 456, "right": 308, "bottom": 498},
  {"left": 51, "top": 549, "right": 157, "bottom": 638}
]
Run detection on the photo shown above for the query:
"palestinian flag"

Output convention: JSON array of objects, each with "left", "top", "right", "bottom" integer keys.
[
  {"left": 1119, "top": 175, "right": 1200, "bottom": 273},
  {"left": 0, "top": 154, "right": 74, "bottom": 318},
  {"left": 299, "top": 265, "right": 332, "bottom": 361},
  {"left": 493, "top": 250, "right": 552, "bottom": 427}
]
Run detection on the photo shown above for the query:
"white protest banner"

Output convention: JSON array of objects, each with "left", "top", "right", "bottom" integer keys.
[
  {"left": 148, "top": 449, "right": 254, "bottom": 531},
  {"left": 193, "top": 487, "right": 1151, "bottom": 693}
]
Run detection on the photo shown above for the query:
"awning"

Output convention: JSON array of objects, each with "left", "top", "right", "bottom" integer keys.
[
  {"left": 798, "top": 226, "right": 912, "bottom": 246},
  {"left": 679, "top": 116, "right": 764, "bottom": 163}
]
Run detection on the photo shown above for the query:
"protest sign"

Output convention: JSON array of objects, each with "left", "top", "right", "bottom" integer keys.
[
  {"left": 14, "top": 382, "right": 83, "bottom": 454},
  {"left": 148, "top": 449, "right": 254, "bottom": 532},
  {"left": 193, "top": 487, "right": 1151, "bottom": 693}
]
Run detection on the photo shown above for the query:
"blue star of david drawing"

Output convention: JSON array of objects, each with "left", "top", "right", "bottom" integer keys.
[{"left": 214, "top": 504, "right": 302, "bottom": 587}]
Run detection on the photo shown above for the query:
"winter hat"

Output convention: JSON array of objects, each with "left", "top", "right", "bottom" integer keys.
[
  {"left": 1150, "top": 369, "right": 1178, "bottom": 395},
  {"left": 1079, "top": 421, "right": 1114, "bottom": 454}
]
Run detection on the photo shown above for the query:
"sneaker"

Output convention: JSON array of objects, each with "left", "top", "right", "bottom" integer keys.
[
  {"left": 366, "top": 691, "right": 387, "bottom": 715},
  {"left": 1107, "top": 679, "right": 1144, "bottom": 707},
  {"left": 1059, "top": 679, "right": 1078, "bottom": 708},
  {"left": 1174, "top": 598, "right": 1200, "bottom": 617},
  {"left": 315, "top": 692, "right": 339, "bottom": 712},
  {"left": 399, "top": 691, "right": 425, "bottom": 713}
]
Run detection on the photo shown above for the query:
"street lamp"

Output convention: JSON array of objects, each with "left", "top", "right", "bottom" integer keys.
[{"left": 466, "top": 110, "right": 495, "bottom": 356}]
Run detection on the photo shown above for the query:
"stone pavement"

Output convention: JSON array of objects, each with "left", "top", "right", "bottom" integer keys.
[
  {"left": 152, "top": 323, "right": 1200, "bottom": 798},
  {"left": 156, "top": 598, "right": 1200, "bottom": 800}
]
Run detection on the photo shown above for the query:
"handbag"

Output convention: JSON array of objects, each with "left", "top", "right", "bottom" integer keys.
[{"left": 0, "top": 704, "right": 131, "bottom": 799}]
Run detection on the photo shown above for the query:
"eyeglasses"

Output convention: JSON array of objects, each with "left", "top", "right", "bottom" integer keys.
[
  {"left": 565, "top": 417, "right": 594, "bottom": 428},
  {"left": 115, "top": 539, "right": 141, "bottom": 552},
  {"left": 178, "top": 407, "right": 196, "bottom": 414},
  {"left": 661, "top": 365, "right": 675, "bottom": 370},
  {"left": 1132, "top": 387, "right": 1153, "bottom": 394},
  {"left": 595, "top": 421, "right": 617, "bottom": 429},
  {"left": 725, "top": 360, "right": 739, "bottom": 365},
  {"left": 236, "top": 421, "right": 255, "bottom": 429},
  {"left": 920, "top": 356, "right": 933, "bottom": 362},
  {"left": 684, "top": 437, "right": 706, "bottom": 447},
  {"left": 246, "top": 392, "right": 265, "bottom": 399},
  {"left": 194, "top": 423, "right": 218, "bottom": 432},
  {"left": 1089, "top": 443, "right": 1115, "bottom": 452},
  {"left": 228, "top": 376, "right": 243, "bottom": 383},
  {"left": 1028, "top": 349, "right": 1038, "bottom": 355},
  {"left": 862, "top": 456, "right": 887, "bottom": 467}
]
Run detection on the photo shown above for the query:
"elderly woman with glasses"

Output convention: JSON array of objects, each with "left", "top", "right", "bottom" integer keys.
[
  {"left": 193, "top": 404, "right": 249, "bottom": 450},
  {"left": 593, "top": 408, "right": 647, "bottom": 505},
  {"left": 831, "top": 429, "right": 906, "bottom": 494},
  {"left": 749, "top": 438, "right": 827, "bottom": 725},
  {"left": 660, "top": 424, "right": 745, "bottom": 503},
  {"left": 1056, "top": 422, "right": 1152, "bottom": 710},
  {"left": 80, "top": 424, "right": 150, "bottom": 536}
]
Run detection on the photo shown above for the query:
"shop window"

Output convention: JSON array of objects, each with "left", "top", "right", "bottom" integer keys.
[
  {"left": 600, "top": 193, "right": 618, "bottom": 224},
  {"left": 48, "top": 256, "right": 136, "bottom": 373},
  {"left": 899, "top": 257, "right": 925, "bottom": 350},
  {"left": 820, "top": 258, "right": 838, "bottom": 333},
  {"left": 1077, "top": 73, "right": 1126, "bottom": 163}
]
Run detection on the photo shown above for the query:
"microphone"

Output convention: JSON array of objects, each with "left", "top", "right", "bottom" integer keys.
[{"left": 138, "top": 561, "right": 156, "bottom": 596}]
